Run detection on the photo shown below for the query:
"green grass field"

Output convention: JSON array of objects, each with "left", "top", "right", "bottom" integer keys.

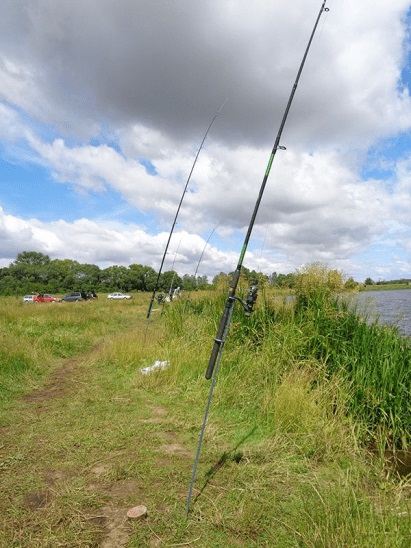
[{"left": 0, "top": 281, "right": 410, "bottom": 546}]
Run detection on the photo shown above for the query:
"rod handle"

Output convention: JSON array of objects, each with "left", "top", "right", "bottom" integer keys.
[
  {"left": 146, "top": 297, "right": 155, "bottom": 319},
  {"left": 205, "top": 338, "right": 222, "bottom": 379},
  {"left": 205, "top": 294, "right": 235, "bottom": 379}
]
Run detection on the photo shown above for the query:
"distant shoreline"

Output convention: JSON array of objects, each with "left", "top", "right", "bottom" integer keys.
[{"left": 360, "top": 284, "right": 411, "bottom": 292}]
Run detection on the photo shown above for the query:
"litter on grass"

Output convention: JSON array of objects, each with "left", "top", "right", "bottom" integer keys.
[{"left": 141, "top": 360, "right": 170, "bottom": 375}]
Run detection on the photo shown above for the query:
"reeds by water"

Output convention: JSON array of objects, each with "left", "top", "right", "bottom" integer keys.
[{"left": 165, "top": 269, "right": 410, "bottom": 452}]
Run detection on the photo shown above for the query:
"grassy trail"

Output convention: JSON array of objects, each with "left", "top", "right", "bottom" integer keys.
[
  {"left": 0, "top": 337, "right": 191, "bottom": 547},
  {"left": 0, "top": 294, "right": 410, "bottom": 546},
  {"left": 1, "top": 301, "right": 190, "bottom": 546}
]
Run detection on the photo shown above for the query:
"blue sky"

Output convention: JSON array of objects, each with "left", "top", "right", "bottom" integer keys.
[{"left": 0, "top": 0, "right": 410, "bottom": 282}]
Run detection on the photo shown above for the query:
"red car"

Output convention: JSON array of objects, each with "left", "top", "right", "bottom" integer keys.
[{"left": 34, "top": 293, "right": 59, "bottom": 303}]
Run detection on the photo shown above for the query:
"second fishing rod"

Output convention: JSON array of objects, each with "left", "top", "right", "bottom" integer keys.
[{"left": 146, "top": 98, "right": 229, "bottom": 320}]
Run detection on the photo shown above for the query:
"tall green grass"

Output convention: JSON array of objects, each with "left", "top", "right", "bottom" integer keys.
[
  {"left": 161, "top": 269, "right": 410, "bottom": 452},
  {"left": 293, "top": 268, "right": 411, "bottom": 451}
]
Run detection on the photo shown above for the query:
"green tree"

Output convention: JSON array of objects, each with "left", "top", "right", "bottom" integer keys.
[
  {"left": 14, "top": 251, "right": 51, "bottom": 267},
  {"left": 9, "top": 251, "right": 51, "bottom": 290},
  {"left": 160, "top": 270, "right": 182, "bottom": 294},
  {"left": 182, "top": 274, "right": 196, "bottom": 291},
  {"left": 276, "top": 273, "right": 295, "bottom": 288},
  {"left": 212, "top": 272, "right": 230, "bottom": 290},
  {"left": 47, "top": 259, "right": 82, "bottom": 292},
  {"left": 196, "top": 275, "right": 208, "bottom": 289},
  {"left": 128, "top": 264, "right": 157, "bottom": 291},
  {"left": 100, "top": 265, "right": 132, "bottom": 292},
  {"left": 0, "top": 272, "right": 19, "bottom": 295},
  {"left": 73, "top": 263, "right": 101, "bottom": 290}
]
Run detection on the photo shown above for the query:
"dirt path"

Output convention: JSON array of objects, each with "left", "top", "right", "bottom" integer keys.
[{"left": 1, "top": 342, "right": 194, "bottom": 547}]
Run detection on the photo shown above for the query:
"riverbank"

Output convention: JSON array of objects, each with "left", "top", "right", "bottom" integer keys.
[
  {"left": 0, "top": 288, "right": 410, "bottom": 546},
  {"left": 361, "top": 283, "right": 411, "bottom": 291}
]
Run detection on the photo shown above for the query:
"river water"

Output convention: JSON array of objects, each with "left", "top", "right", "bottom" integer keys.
[{"left": 354, "top": 289, "right": 411, "bottom": 338}]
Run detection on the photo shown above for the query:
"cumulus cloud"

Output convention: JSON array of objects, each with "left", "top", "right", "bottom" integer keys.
[
  {"left": 0, "top": 0, "right": 410, "bottom": 281},
  {"left": 0, "top": 206, "right": 244, "bottom": 278},
  {"left": 0, "top": 0, "right": 409, "bottom": 145}
]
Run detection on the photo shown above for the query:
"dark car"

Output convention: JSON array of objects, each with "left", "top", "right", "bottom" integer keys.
[{"left": 61, "top": 291, "right": 83, "bottom": 302}]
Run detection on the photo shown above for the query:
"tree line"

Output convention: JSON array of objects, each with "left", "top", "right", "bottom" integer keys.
[
  {"left": 364, "top": 277, "right": 411, "bottom": 286},
  {"left": 2, "top": 251, "right": 383, "bottom": 297},
  {"left": 0, "top": 251, "right": 304, "bottom": 297},
  {"left": 0, "top": 251, "right": 209, "bottom": 296}
]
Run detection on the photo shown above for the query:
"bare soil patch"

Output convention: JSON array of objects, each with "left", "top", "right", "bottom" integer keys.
[
  {"left": 92, "top": 480, "right": 144, "bottom": 548},
  {"left": 24, "top": 490, "right": 50, "bottom": 510},
  {"left": 22, "top": 342, "right": 104, "bottom": 405},
  {"left": 22, "top": 358, "right": 81, "bottom": 403}
]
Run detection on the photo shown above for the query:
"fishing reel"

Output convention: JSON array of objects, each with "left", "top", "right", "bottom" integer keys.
[{"left": 235, "top": 284, "right": 258, "bottom": 317}]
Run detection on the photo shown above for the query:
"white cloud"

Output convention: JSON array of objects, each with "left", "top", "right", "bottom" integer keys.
[
  {"left": 0, "top": 102, "right": 28, "bottom": 142},
  {"left": 0, "top": 205, "right": 245, "bottom": 278}
]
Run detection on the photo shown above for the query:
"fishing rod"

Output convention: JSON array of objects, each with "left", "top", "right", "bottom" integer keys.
[
  {"left": 206, "top": 0, "right": 329, "bottom": 379},
  {"left": 146, "top": 98, "right": 229, "bottom": 319},
  {"left": 184, "top": 221, "right": 222, "bottom": 313},
  {"left": 186, "top": 0, "right": 329, "bottom": 515}
]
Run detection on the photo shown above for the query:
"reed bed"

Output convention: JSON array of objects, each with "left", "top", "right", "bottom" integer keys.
[
  {"left": 294, "top": 291, "right": 411, "bottom": 450},
  {"left": 162, "top": 272, "right": 410, "bottom": 452}
]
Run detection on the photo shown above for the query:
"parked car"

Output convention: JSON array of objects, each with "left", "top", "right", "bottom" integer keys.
[
  {"left": 61, "top": 291, "right": 83, "bottom": 302},
  {"left": 34, "top": 293, "right": 60, "bottom": 303},
  {"left": 107, "top": 292, "right": 134, "bottom": 300},
  {"left": 23, "top": 294, "right": 35, "bottom": 303}
]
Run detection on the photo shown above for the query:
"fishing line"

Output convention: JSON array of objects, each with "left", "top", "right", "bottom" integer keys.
[
  {"left": 146, "top": 98, "right": 229, "bottom": 321},
  {"left": 186, "top": 0, "right": 330, "bottom": 515}
]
